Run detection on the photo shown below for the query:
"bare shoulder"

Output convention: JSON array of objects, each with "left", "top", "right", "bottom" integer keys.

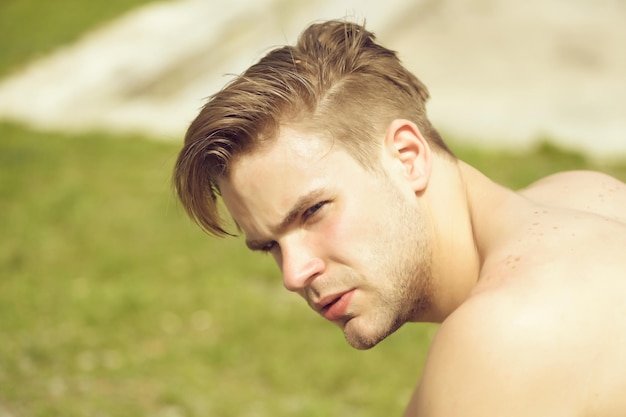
[
  {"left": 520, "top": 170, "right": 626, "bottom": 193},
  {"left": 403, "top": 171, "right": 626, "bottom": 417},
  {"left": 404, "top": 288, "right": 621, "bottom": 417},
  {"left": 519, "top": 170, "right": 626, "bottom": 222}
]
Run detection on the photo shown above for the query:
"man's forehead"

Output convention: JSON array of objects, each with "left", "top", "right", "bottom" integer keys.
[
  {"left": 220, "top": 127, "right": 380, "bottom": 245},
  {"left": 223, "top": 127, "right": 333, "bottom": 181},
  {"left": 217, "top": 129, "right": 333, "bottom": 224}
]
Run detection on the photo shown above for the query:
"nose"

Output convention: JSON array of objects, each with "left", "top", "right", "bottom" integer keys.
[{"left": 280, "top": 240, "right": 324, "bottom": 292}]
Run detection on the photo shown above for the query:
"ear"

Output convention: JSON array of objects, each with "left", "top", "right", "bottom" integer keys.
[{"left": 383, "top": 119, "right": 432, "bottom": 193}]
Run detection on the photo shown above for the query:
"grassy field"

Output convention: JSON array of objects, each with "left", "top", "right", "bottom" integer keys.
[
  {"left": 2, "top": 122, "right": 625, "bottom": 417},
  {"left": 2, "top": 1, "right": 626, "bottom": 416},
  {"left": 0, "top": 123, "right": 435, "bottom": 417}
]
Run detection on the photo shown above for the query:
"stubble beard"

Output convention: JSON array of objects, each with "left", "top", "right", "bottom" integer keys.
[{"left": 343, "top": 183, "right": 433, "bottom": 350}]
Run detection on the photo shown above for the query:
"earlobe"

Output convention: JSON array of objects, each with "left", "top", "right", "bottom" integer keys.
[{"left": 384, "top": 119, "right": 432, "bottom": 193}]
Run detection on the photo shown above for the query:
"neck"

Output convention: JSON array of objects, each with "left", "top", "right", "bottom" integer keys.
[
  {"left": 418, "top": 158, "right": 523, "bottom": 322},
  {"left": 458, "top": 161, "right": 528, "bottom": 265}
]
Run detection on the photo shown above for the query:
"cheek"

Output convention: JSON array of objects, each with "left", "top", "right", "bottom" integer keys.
[
  {"left": 315, "top": 213, "right": 343, "bottom": 256},
  {"left": 321, "top": 199, "right": 381, "bottom": 262}
]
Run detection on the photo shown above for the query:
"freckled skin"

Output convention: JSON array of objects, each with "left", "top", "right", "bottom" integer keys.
[{"left": 406, "top": 168, "right": 626, "bottom": 417}]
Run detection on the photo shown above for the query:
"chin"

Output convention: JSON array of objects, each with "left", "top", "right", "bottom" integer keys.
[
  {"left": 344, "top": 333, "right": 380, "bottom": 350},
  {"left": 342, "top": 316, "right": 403, "bottom": 350}
]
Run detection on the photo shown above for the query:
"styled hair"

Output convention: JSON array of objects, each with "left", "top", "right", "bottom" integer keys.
[{"left": 173, "top": 19, "right": 454, "bottom": 236}]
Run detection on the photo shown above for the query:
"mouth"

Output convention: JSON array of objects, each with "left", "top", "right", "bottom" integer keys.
[{"left": 314, "top": 290, "right": 355, "bottom": 322}]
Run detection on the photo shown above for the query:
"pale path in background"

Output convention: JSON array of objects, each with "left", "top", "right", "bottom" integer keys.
[{"left": 0, "top": 0, "right": 624, "bottom": 156}]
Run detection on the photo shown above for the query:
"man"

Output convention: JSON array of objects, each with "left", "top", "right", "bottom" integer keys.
[{"left": 173, "top": 20, "right": 626, "bottom": 416}]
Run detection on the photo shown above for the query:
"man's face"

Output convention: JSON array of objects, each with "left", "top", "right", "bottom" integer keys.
[{"left": 219, "top": 127, "right": 433, "bottom": 349}]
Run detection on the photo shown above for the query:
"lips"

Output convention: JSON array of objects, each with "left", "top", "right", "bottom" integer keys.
[{"left": 314, "top": 290, "right": 355, "bottom": 321}]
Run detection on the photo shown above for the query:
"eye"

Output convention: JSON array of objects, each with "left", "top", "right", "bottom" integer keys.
[
  {"left": 260, "top": 241, "right": 278, "bottom": 253},
  {"left": 302, "top": 201, "right": 328, "bottom": 221}
]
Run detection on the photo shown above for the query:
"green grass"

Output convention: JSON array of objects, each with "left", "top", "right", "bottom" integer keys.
[
  {"left": 0, "top": 123, "right": 437, "bottom": 417},
  {"left": 2, "top": 122, "right": 625, "bottom": 417}
]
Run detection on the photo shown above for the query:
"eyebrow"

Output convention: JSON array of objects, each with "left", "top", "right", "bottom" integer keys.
[{"left": 245, "top": 188, "right": 326, "bottom": 251}]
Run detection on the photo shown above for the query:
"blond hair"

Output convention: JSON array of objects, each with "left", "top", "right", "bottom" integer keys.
[{"left": 173, "top": 19, "right": 454, "bottom": 236}]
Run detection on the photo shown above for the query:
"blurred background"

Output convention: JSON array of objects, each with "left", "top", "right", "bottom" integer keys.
[{"left": 1, "top": 1, "right": 625, "bottom": 416}]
